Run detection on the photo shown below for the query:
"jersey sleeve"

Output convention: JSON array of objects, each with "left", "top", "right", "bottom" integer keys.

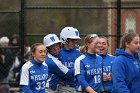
[
  {"left": 74, "top": 55, "right": 85, "bottom": 75},
  {"left": 46, "top": 54, "right": 73, "bottom": 77},
  {"left": 75, "top": 55, "right": 89, "bottom": 90},
  {"left": 76, "top": 66, "right": 89, "bottom": 90},
  {"left": 20, "top": 62, "right": 31, "bottom": 85}
]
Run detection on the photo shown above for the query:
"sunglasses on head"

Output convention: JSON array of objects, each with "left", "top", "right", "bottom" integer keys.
[{"left": 88, "top": 34, "right": 98, "bottom": 38}]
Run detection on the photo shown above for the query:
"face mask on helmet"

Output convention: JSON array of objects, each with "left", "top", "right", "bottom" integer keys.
[{"left": 60, "top": 27, "right": 81, "bottom": 44}]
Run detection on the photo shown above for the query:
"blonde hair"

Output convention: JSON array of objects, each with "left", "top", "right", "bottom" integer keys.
[{"left": 80, "top": 34, "right": 98, "bottom": 53}]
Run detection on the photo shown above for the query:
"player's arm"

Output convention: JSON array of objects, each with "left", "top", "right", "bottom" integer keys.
[
  {"left": 76, "top": 64, "right": 97, "bottom": 93},
  {"left": 20, "top": 63, "right": 33, "bottom": 93},
  {"left": 112, "top": 59, "right": 130, "bottom": 93},
  {"left": 86, "top": 86, "right": 97, "bottom": 93},
  {"left": 50, "top": 58, "right": 73, "bottom": 77},
  {"left": 75, "top": 56, "right": 97, "bottom": 93}
]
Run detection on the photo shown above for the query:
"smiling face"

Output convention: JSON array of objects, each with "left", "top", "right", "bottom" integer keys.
[
  {"left": 125, "top": 36, "right": 140, "bottom": 55},
  {"left": 31, "top": 43, "right": 47, "bottom": 63},
  {"left": 97, "top": 37, "right": 109, "bottom": 55},
  {"left": 120, "top": 32, "right": 140, "bottom": 55},
  {"left": 48, "top": 43, "right": 61, "bottom": 55}
]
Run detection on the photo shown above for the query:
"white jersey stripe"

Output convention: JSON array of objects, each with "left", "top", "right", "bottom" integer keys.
[
  {"left": 74, "top": 55, "right": 85, "bottom": 76},
  {"left": 47, "top": 53, "right": 68, "bottom": 74},
  {"left": 20, "top": 61, "right": 33, "bottom": 85}
]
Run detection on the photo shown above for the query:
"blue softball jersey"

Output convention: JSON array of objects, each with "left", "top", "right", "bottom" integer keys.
[
  {"left": 60, "top": 48, "right": 81, "bottom": 86},
  {"left": 45, "top": 53, "right": 73, "bottom": 90},
  {"left": 74, "top": 53, "right": 103, "bottom": 92},
  {"left": 20, "top": 59, "right": 48, "bottom": 93},
  {"left": 100, "top": 53, "right": 115, "bottom": 92}
]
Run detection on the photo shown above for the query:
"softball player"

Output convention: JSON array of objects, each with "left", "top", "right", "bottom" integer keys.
[
  {"left": 58, "top": 27, "right": 81, "bottom": 93},
  {"left": 20, "top": 43, "right": 48, "bottom": 93},
  {"left": 43, "top": 34, "right": 73, "bottom": 93},
  {"left": 97, "top": 36, "right": 115, "bottom": 93},
  {"left": 112, "top": 32, "right": 140, "bottom": 93},
  {"left": 74, "top": 34, "right": 103, "bottom": 93}
]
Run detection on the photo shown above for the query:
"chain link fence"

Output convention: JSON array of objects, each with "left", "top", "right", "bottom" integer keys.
[{"left": 0, "top": 0, "right": 140, "bottom": 92}]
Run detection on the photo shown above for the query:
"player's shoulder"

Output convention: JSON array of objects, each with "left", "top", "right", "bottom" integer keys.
[
  {"left": 22, "top": 61, "right": 33, "bottom": 70},
  {"left": 75, "top": 54, "right": 86, "bottom": 62}
]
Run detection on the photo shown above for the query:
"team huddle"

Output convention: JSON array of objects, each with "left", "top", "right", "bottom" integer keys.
[{"left": 20, "top": 27, "right": 140, "bottom": 93}]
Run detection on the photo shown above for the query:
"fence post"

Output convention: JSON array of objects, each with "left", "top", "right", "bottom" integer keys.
[
  {"left": 20, "top": 0, "right": 25, "bottom": 65},
  {"left": 116, "top": 0, "right": 121, "bottom": 48}
]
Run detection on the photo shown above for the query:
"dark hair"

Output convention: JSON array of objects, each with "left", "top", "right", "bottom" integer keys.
[
  {"left": 10, "top": 34, "right": 19, "bottom": 46},
  {"left": 120, "top": 32, "right": 139, "bottom": 49}
]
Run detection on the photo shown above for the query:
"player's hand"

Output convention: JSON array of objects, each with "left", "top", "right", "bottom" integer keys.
[
  {"left": 103, "top": 73, "right": 108, "bottom": 81},
  {"left": 107, "top": 73, "right": 112, "bottom": 80},
  {"left": 103, "top": 73, "right": 112, "bottom": 81}
]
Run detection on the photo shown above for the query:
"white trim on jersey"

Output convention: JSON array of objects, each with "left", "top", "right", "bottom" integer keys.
[
  {"left": 74, "top": 55, "right": 85, "bottom": 76},
  {"left": 45, "top": 74, "right": 54, "bottom": 88},
  {"left": 43, "top": 61, "right": 48, "bottom": 67},
  {"left": 47, "top": 53, "right": 69, "bottom": 74},
  {"left": 20, "top": 61, "right": 33, "bottom": 85},
  {"left": 78, "top": 85, "right": 83, "bottom": 91}
]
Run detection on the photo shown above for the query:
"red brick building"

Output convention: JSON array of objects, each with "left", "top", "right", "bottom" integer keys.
[{"left": 105, "top": 0, "right": 140, "bottom": 54}]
